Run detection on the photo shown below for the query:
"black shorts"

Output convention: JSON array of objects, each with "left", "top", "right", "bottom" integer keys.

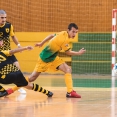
[
  {"left": 8, "top": 55, "right": 18, "bottom": 63},
  {"left": 0, "top": 70, "right": 28, "bottom": 87}
]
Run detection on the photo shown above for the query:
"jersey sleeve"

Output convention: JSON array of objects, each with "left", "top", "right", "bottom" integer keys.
[
  {"left": 1, "top": 50, "right": 11, "bottom": 56},
  {"left": 10, "top": 25, "right": 15, "bottom": 36}
]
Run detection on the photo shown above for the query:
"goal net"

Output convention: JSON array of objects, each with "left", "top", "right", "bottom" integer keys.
[{"left": 111, "top": 9, "right": 117, "bottom": 117}]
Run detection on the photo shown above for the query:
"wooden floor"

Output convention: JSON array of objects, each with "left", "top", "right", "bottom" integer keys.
[{"left": 0, "top": 86, "right": 117, "bottom": 117}]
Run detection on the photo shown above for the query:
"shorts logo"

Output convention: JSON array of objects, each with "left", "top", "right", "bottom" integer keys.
[{"left": 6, "top": 28, "right": 9, "bottom": 33}]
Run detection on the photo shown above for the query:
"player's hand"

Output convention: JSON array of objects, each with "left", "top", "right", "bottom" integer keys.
[
  {"left": 26, "top": 46, "right": 33, "bottom": 50},
  {"left": 34, "top": 42, "right": 43, "bottom": 47},
  {"left": 78, "top": 48, "right": 86, "bottom": 55}
]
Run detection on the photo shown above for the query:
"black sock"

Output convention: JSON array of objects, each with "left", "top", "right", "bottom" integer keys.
[{"left": 32, "top": 83, "right": 49, "bottom": 95}]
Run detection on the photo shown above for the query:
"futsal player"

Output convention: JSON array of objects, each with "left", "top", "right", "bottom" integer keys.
[
  {"left": 28, "top": 23, "right": 86, "bottom": 98},
  {"left": 0, "top": 9, "right": 26, "bottom": 94},
  {"left": 0, "top": 38, "right": 53, "bottom": 98}
]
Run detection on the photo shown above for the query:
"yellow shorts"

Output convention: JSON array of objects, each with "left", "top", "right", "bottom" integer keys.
[{"left": 34, "top": 56, "right": 65, "bottom": 72}]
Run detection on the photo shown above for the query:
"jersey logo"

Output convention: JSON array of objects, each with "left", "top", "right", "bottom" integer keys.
[
  {"left": 6, "top": 28, "right": 9, "bottom": 33},
  {"left": 0, "top": 32, "right": 3, "bottom": 37},
  {"left": 0, "top": 55, "right": 6, "bottom": 63},
  {"left": 65, "top": 44, "right": 69, "bottom": 47}
]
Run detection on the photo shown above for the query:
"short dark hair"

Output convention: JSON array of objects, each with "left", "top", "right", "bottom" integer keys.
[{"left": 68, "top": 23, "right": 78, "bottom": 30}]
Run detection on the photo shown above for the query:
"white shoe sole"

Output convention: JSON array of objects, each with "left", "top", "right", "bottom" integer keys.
[{"left": 18, "top": 88, "right": 26, "bottom": 94}]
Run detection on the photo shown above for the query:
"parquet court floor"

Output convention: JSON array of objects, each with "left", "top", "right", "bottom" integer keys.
[
  {"left": 0, "top": 87, "right": 116, "bottom": 117},
  {"left": 0, "top": 74, "right": 117, "bottom": 117}
]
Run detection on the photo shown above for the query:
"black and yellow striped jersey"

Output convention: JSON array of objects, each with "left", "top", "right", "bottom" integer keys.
[
  {"left": 0, "top": 50, "right": 19, "bottom": 79},
  {"left": 0, "top": 22, "right": 15, "bottom": 51}
]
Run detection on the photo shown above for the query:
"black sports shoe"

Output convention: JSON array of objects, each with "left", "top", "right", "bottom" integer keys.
[
  {"left": 47, "top": 91, "right": 53, "bottom": 97},
  {"left": 0, "top": 90, "right": 8, "bottom": 97}
]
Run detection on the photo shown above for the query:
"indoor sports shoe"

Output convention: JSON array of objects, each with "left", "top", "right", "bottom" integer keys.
[
  {"left": 6, "top": 88, "right": 14, "bottom": 95},
  {"left": 66, "top": 90, "right": 81, "bottom": 98},
  {"left": 0, "top": 90, "right": 8, "bottom": 97},
  {"left": 47, "top": 91, "right": 53, "bottom": 97},
  {"left": 18, "top": 88, "right": 26, "bottom": 94},
  {"left": 16, "top": 94, "right": 26, "bottom": 101}
]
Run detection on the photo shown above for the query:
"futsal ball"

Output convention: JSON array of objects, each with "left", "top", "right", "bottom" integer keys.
[{"left": 113, "top": 63, "right": 117, "bottom": 74}]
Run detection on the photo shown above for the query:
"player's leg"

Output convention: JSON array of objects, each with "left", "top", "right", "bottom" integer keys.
[
  {"left": 26, "top": 71, "right": 53, "bottom": 97},
  {"left": 7, "top": 81, "right": 53, "bottom": 97},
  {"left": 8, "top": 71, "right": 41, "bottom": 93},
  {"left": 51, "top": 56, "right": 81, "bottom": 98},
  {"left": 14, "top": 61, "right": 26, "bottom": 94},
  {"left": 6, "top": 57, "right": 51, "bottom": 95},
  {"left": 0, "top": 85, "right": 13, "bottom": 97},
  {"left": 58, "top": 63, "right": 81, "bottom": 98},
  {"left": 58, "top": 63, "right": 73, "bottom": 92},
  {"left": 0, "top": 85, "right": 8, "bottom": 97},
  {"left": 11, "top": 55, "right": 26, "bottom": 94},
  {"left": 28, "top": 56, "right": 49, "bottom": 82},
  {"left": 24, "top": 60, "right": 53, "bottom": 97},
  {"left": 13, "top": 60, "right": 26, "bottom": 94},
  {"left": 28, "top": 71, "right": 41, "bottom": 82},
  {"left": 24, "top": 82, "right": 53, "bottom": 97},
  {"left": 6, "top": 70, "right": 41, "bottom": 94},
  {"left": 5, "top": 71, "right": 27, "bottom": 96},
  {"left": 6, "top": 71, "right": 53, "bottom": 97}
]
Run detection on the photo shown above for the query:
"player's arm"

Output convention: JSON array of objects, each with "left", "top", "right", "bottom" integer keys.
[
  {"left": 9, "top": 46, "right": 33, "bottom": 55},
  {"left": 35, "top": 34, "right": 55, "bottom": 47},
  {"left": 10, "top": 25, "right": 21, "bottom": 48},
  {"left": 65, "top": 48, "right": 86, "bottom": 56},
  {"left": 11, "top": 36, "right": 21, "bottom": 47}
]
